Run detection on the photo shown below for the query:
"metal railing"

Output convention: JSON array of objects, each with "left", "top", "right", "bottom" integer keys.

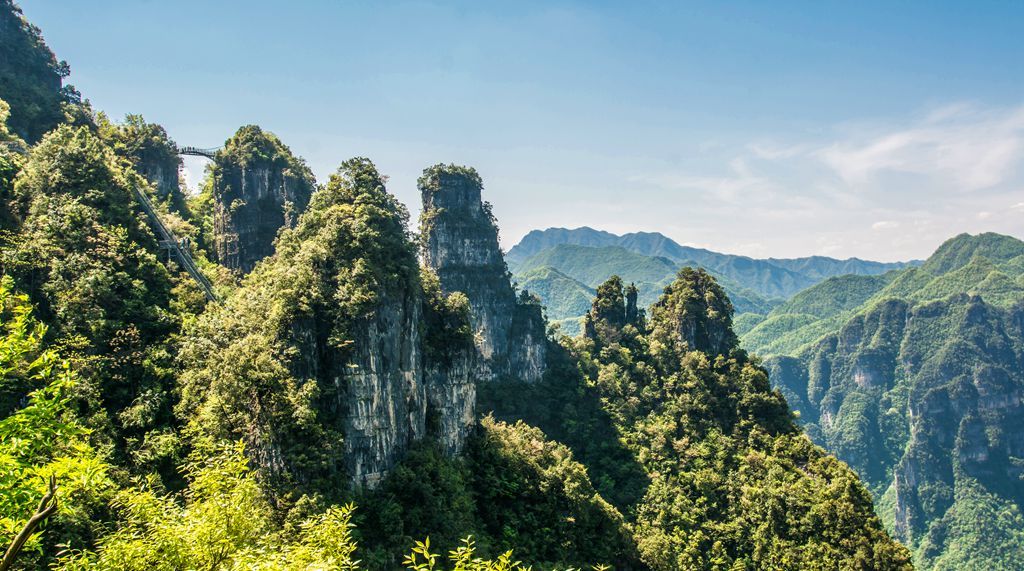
[{"left": 178, "top": 146, "right": 219, "bottom": 160}]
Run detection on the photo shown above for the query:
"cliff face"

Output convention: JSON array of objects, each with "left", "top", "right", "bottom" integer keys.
[
  {"left": 182, "top": 158, "right": 477, "bottom": 491},
  {"left": 419, "top": 165, "right": 546, "bottom": 383},
  {"left": 766, "top": 294, "right": 1024, "bottom": 564},
  {"left": 317, "top": 286, "right": 475, "bottom": 488},
  {"left": 211, "top": 126, "right": 316, "bottom": 273}
]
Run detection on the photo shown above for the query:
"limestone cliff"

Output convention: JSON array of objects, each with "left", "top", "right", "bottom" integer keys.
[
  {"left": 766, "top": 293, "right": 1024, "bottom": 565},
  {"left": 211, "top": 125, "right": 316, "bottom": 273},
  {"left": 110, "top": 115, "right": 182, "bottom": 201},
  {"left": 181, "top": 158, "right": 476, "bottom": 491},
  {"left": 419, "top": 164, "right": 546, "bottom": 383}
]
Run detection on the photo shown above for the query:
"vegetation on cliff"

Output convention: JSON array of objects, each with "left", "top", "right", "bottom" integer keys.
[
  {"left": 754, "top": 233, "right": 1024, "bottom": 569},
  {"left": 207, "top": 125, "right": 317, "bottom": 272},
  {"left": 566, "top": 270, "right": 911, "bottom": 569},
  {"left": 0, "top": 0, "right": 80, "bottom": 143},
  {"left": 0, "top": 4, "right": 924, "bottom": 568}
]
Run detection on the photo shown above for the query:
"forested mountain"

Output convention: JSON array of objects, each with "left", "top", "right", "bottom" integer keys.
[
  {"left": 513, "top": 244, "right": 778, "bottom": 334},
  {"left": 746, "top": 233, "right": 1024, "bottom": 569},
  {"left": 509, "top": 226, "right": 913, "bottom": 298},
  {"left": 0, "top": 0, "right": 79, "bottom": 143},
  {"left": 0, "top": 2, "right": 959, "bottom": 569},
  {"left": 509, "top": 229, "right": 913, "bottom": 336}
]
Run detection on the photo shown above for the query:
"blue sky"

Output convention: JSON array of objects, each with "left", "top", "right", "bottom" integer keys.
[{"left": 20, "top": 0, "right": 1024, "bottom": 261}]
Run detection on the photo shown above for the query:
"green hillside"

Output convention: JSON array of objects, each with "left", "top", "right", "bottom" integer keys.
[
  {"left": 509, "top": 226, "right": 915, "bottom": 299},
  {"left": 512, "top": 244, "right": 779, "bottom": 330},
  {"left": 742, "top": 233, "right": 1024, "bottom": 357},
  {"left": 515, "top": 265, "right": 594, "bottom": 335},
  {"left": 751, "top": 232, "right": 1024, "bottom": 570}
]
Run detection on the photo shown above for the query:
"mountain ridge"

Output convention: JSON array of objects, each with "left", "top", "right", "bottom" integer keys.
[
  {"left": 508, "top": 226, "right": 918, "bottom": 301},
  {"left": 748, "top": 231, "right": 1024, "bottom": 570}
]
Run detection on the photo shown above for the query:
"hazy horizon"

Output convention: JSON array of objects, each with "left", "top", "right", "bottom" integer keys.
[{"left": 19, "top": 0, "right": 1024, "bottom": 262}]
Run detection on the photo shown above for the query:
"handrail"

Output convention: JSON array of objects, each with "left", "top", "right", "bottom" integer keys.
[
  {"left": 178, "top": 146, "right": 219, "bottom": 160},
  {"left": 132, "top": 185, "right": 218, "bottom": 302}
]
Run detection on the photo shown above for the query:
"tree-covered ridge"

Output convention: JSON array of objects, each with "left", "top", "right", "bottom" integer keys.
[
  {"left": 752, "top": 232, "right": 1024, "bottom": 569},
  {"left": 740, "top": 232, "right": 1024, "bottom": 357},
  {"left": 511, "top": 244, "right": 778, "bottom": 333},
  {"left": 0, "top": 123, "right": 190, "bottom": 478},
  {"left": 508, "top": 227, "right": 914, "bottom": 299},
  {"left": 545, "top": 269, "right": 913, "bottom": 570},
  {"left": 97, "top": 114, "right": 184, "bottom": 206},
  {"left": 0, "top": 0, "right": 80, "bottom": 143}
]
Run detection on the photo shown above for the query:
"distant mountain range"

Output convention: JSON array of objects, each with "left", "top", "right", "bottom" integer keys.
[
  {"left": 747, "top": 232, "right": 1024, "bottom": 569},
  {"left": 508, "top": 227, "right": 917, "bottom": 334}
]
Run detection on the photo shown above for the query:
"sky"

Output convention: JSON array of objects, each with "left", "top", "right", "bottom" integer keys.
[{"left": 19, "top": 0, "right": 1024, "bottom": 261}]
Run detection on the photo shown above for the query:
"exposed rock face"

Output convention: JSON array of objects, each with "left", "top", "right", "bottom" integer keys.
[
  {"left": 419, "top": 164, "right": 546, "bottom": 383},
  {"left": 333, "top": 288, "right": 475, "bottom": 487},
  {"left": 211, "top": 125, "right": 316, "bottom": 273},
  {"left": 184, "top": 158, "right": 479, "bottom": 491},
  {"left": 136, "top": 156, "right": 180, "bottom": 200}
]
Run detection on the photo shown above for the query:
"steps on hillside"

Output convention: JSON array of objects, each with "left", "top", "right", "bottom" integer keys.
[{"left": 132, "top": 185, "right": 218, "bottom": 302}]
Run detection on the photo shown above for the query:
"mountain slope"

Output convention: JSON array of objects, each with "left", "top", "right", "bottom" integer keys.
[
  {"left": 0, "top": 0, "right": 78, "bottom": 142},
  {"left": 482, "top": 270, "right": 913, "bottom": 570},
  {"left": 508, "top": 226, "right": 915, "bottom": 300},
  {"left": 512, "top": 244, "right": 779, "bottom": 330},
  {"left": 753, "top": 232, "right": 1024, "bottom": 570}
]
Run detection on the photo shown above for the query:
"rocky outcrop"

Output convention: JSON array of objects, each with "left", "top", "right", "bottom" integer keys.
[
  {"left": 768, "top": 294, "right": 1024, "bottom": 552},
  {"left": 211, "top": 125, "right": 316, "bottom": 273},
  {"left": 116, "top": 117, "right": 182, "bottom": 200},
  {"left": 184, "top": 158, "right": 482, "bottom": 491},
  {"left": 419, "top": 164, "right": 547, "bottom": 383},
  {"left": 136, "top": 155, "right": 180, "bottom": 200},
  {"left": 333, "top": 287, "right": 476, "bottom": 487}
]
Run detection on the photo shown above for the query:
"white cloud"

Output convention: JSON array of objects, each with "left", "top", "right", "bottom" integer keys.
[
  {"left": 625, "top": 101, "right": 1024, "bottom": 260},
  {"left": 815, "top": 103, "right": 1024, "bottom": 191},
  {"left": 630, "top": 157, "right": 778, "bottom": 205}
]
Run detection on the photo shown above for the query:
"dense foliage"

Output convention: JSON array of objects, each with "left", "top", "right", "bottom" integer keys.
[
  {"left": 0, "top": 0, "right": 79, "bottom": 143},
  {"left": 570, "top": 271, "right": 911, "bottom": 569},
  {"left": 97, "top": 114, "right": 185, "bottom": 207},
  {"left": 0, "top": 6, "right": 924, "bottom": 567},
  {"left": 0, "top": 276, "right": 114, "bottom": 570},
  {"left": 358, "top": 418, "right": 635, "bottom": 569},
  {"left": 0, "top": 123, "right": 185, "bottom": 477}
]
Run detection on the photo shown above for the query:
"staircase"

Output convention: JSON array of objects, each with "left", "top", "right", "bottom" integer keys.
[{"left": 131, "top": 185, "right": 218, "bottom": 302}]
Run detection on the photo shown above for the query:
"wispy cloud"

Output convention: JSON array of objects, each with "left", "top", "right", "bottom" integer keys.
[
  {"left": 815, "top": 103, "right": 1024, "bottom": 191},
  {"left": 629, "top": 157, "right": 778, "bottom": 205},
  {"left": 628, "top": 102, "right": 1024, "bottom": 260}
]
